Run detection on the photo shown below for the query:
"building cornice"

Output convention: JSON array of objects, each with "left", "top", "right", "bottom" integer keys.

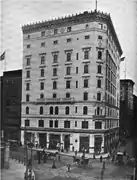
[{"left": 22, "top": 10, "right": 122, "bottom": 56}]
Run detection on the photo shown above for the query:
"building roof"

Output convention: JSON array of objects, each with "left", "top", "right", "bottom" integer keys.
[
  {"left": 3, "top": 69, "right": 22, "bottom": 78},
  {"left": 120, "top": 79, "right": 135, "bottom": 86},
  {"left": 22, "top": 10, "right": 122, "bottom": 56}
]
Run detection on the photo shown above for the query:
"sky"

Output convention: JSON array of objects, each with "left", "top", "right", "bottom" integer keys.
[{"left": 0, "top": 0, "right": 137, "bottom": 93}]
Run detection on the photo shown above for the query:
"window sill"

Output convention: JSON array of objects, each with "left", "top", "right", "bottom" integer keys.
[
  {"left": 65, "top": 61, "right": 72, "bottom": 65},
  {"left": 39, "top": 64, "right": 46, "bottom": 68},
  {"left": 51, "top": 76, "right": 58, "bottom": 80}
]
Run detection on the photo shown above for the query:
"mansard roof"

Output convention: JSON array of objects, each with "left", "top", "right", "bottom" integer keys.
[{"left": 22, "top": 10, "right": 122, "bottom": 56}]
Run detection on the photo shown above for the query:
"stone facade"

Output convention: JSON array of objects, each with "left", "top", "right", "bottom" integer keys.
[{"left": 21, "top": 10, "right": 122, "bottom": 154}]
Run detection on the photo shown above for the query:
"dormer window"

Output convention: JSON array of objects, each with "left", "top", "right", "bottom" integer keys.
[
  {"left": 41, "top": 31, "right": 45, "bottom": 37},
  {"left": 54, "top": 29, "right": 58, "bottom": 35},
  {"left": 67, "top": 27, "right": 71, "bottom": 32}
]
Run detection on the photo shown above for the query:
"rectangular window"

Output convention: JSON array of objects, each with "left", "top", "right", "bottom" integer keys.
[
  {"left": 41, "top": 56, "right": 45, "bottom": 64},
  {"left": 27, "top": 44, "right": 30, "bottom": 48},
  {"left": 75, "top": 107, "right": 77, "bottom": 113},
  {"left": 41, "top": 42, "right": 45, "bottom": 47},
  {"left": 41, "top": 31, "right": 45, "bottom": 37},
  {"left": 64, "top": 121, "right": 70, "bottom": 128},
  {"left": 66, "top": 66, "right": 71, "bottom": 75},
  {"left": 98, "top": 51, "right": 102, "bottom": 59},
  {"left": 98, "top": 23, "right": 103, "bottom": 29},
  {"left": 75, "top": 121, "right": 77, "bottom": 127},
  {"left": 26, "top": 70, "right": 30, "bottom": 78},
  {"left": 26, "top": 83, "right": 30, "bottom": 91},
  {"left": 97, "top": 79, "right": 101, "bottom": 88},
  {"left": 53, "top": 54, "right": 58, "bottom": 63},
  {"left": 66, "top": 80, "right": 70, "bottom": 89},
  {"left": 53, "top": 93, "right": 57, "bottom": 98},
  {"left": 39, "top": 120, "right": 44, "bottom": 127},
  {"left": 25, "top": 120, "right": 30, "bottom": 126},
  {"left": 67, "top": 27, "right": 71, "bottom": 32},
  {"left": 84, "top": 79, "right": 88, "bottom": 88},
  {"left": 66, "top": 53, "right": 71, "bottom": 61},
  {"left": 97, "top": 93, "right": 101, "bottom": 101},
  {"left": 54, "top": 120, "right": 58, "bottom": 128},
  {"left": 53, "top": 40, "right": 58, "bottom": 45},
  {"left": 84, "top": 51, "right": 89, "bottom": 59},
  {"left": 54, "top": 29, "right": 58, "bottom": 34},
  {"left": 53, "top": 81, "right": 57, "bottom": 89},
  {"left": 53, "top": 68, "right": 57, "bottom": 76},
  {"left": 85, "top": 35, "right": 90, "bottom": 39},
  {"left": 98, "top": 35, "right": 102, "bottom": 40},
  {"left": 49, "top": 120, "right": 53, "bottom": 128},
  {"left": 67, "top": 38, "right": 71, "bottom": 43},
  {"left": 41, "top": 69, "right": 44, "bottom": 77},
  {"left": 95, "top": 121, "right": 102, "bottom": 129},
  {"left": 82, "top": 121, "right": 88, "bottom": 129},
  {"left": 83, "top": 92, "right": 88, "bottom": 100},
  {"left": 76, "top": 81, "right": 78, "bottom": 88},
  {"left": 76, "top": 53, "right": 79, "bottom": 60},
  {"left": 26, "top": 58, "right": 30, "bottom": 66},
  {"left": 76, "top": 67, "right": 78, "bottom": 74},
  {"left": 40, "top": 82, "right": 44, "bottom": 90}
]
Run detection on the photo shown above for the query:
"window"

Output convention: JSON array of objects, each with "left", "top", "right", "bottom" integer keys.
[
  {"left": 40, "top": 106, "right": 43, "bottom": 114},
  {"left": 66, "top": 53, "right": 71, "bottom": 61},
  {"left": 82, "top": 121, "right": 88, "bottom": 129},
  {"left": 97, "top": 79, "right": 101, "bottom": 88},
  {"left": 53, "top": 93, "right": 56, "bottom": 98},
  {"left": 66, "top": 66, "right": 71, "bottom": 75},
  {"left": 75, "top": 121, "right": 77, "bottom": 127},
  {"left": 98, "top": 23, "right": 103, "bottom": 29},
  {"left": 27, "top": 44, "right": 30, "bottom": 48},
  {"left": 83, "top": 106, "right": 88, "bottom": 115},
  {"left": 26, "top": 58, "right": 30, "bottom": 66},
  {"left": 39, "top": 120, "right": 44, "bottom": 127},
  {"left": 76, "top": 53, "right": 79, "bottom": 60},
  {"left": 76, "top": 81, "right": 78, "bottom": 88},
  {"left": 65, "top": 106, "right": 69, "bottom": 115},
  {"left": 41, "top": 31, "right": 45, "bottom": 37},
  {"left": 53, "top": 68, "right": 57, "bottom": 76},
  {"left": 98, "top": 35, "right": 102, "bottom": 40},
  {"left": 41, "top": 69, "right": 45, "bottom": 77},
  {"left": 95, "top": 121, "right": 102, "bottom": 129},
  {"left": 66, "top": 92, "right": 70, "bottom": 98},
  {"left": 85, "top": 24, "right": 89, "bottom": 28},
  {"left": 84, "top": 51, "right": 89, "bottom": 59},
  {"left": 64, "top": 120, "right": 70, "bottom": 128},
  {"left": 66, "top": 80, "right": 70, "bottom": 89},
  {"left": 98, "top": 51, "right": 102, "bottom": 59},
  {"left": 67, "top": 26, "right": 71, "bottom": 32},
  {"left": 26, "top": 94, "right": 30, "bottom": 102},
  {"left": 75, "top": 107, "right": 77, "bottom": 113},
  {"left": 28, "top": 35, "right": 30, "bottom": 39},
  {"left": 55, "top": 106, "right": 59, "bottom": 115},
  {"left": 53, "top": 54, "right": 58, "bottom": 63},
  {"left": 83, "top": 92, "right": 88, "bottom": 101},
  {"left": 40, "top": 93, "right": 44, "bottom": 99},
  {"left": 76, "top": 67, "right": 78, "bottom": 74},
  {"left": 53, "top": 81, "right": 57, "bottom": 89},
  {"left": 67, "top": 38, "right": 71, "bottom": 43},
  {"left": 49, "top": 120, "right": 53, "bottom": 127},
  {"left": 26, "top": 70, "right": 30, "bottom": 78},
  {"left": 26, "top": 107, "right": 29, "bottom": 114},
  {"left": 85, "top": 35, "right": 90, "bottom": 39},
  {"left": 49, "top": 107, "right": 53, "bottom": 115},
  {"left": 53, "top": 40, "right": 58, "bottom": 45},
  {"left": 84, "top": 64, "right": 88, "bottom": 73},
  {"left": 40, "top": 82, "right": 44, "bottom": 90},
  {"left": 41, "top": 56, "right": 45, "bottom": 64},
  {"left": 55, "top": 120, "right": 58, "bottom": 128},
  {"left": 84, "top": 79, "right": 88, "bottom": 88},
  {"left": 97, "top": 107, "right": 100, "bottom": 115},
  {"left": 26, "top": 83, "right": 30, "bottom": 91},
  {"left": 41, "top": 42, "right": 45, "bottom": 47},
  {"left": 54, "top": 29, "right": 58, "bottom": 34},
  {"left": 97, "top": 65, "right": 102, "bottom": 74},
  {"left": 25, "top": 119, "right": 30, "bottom": 126},
  {"left": 97, "top": 92, "right": 101, "bottom": 101}
]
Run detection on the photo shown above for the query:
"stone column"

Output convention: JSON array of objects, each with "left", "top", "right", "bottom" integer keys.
[
  {"left": 46, "top": 133, "right": 49, "bottom": 149},
  {"left": 4, "top": 143, "right": 10, "bottom": 169},
  {"left": 70, "top": 134, "right": 73, "bottom": 151},
  {"left": 34, "top": 132, "right": 39, "bottom": 146},
  {"left": 21, "top": 130, "right": 24, "bottom": 145},
  {"left": 89, "top": 134, "right": 94, "bottom": 153},
  {"left": 60, "top": 134, "right": 64, "bottom": 149}
]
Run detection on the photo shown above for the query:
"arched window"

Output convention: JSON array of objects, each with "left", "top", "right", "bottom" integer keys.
[
  {"left": 97, "top": 92, "right": 101, "bottom": 101},
  {"left": 40, "top": 93, "right": 44, "bottom": 99},
  {"left": 97, "top": 107, "right": 100, "bottom": 115},
  {"left": 84, "top": 64, "right": 88, "bottom": 73},
  {"left": 26, "top": 94, "right": 30, "bottom": 102},
  {"left": 25, "top": 119, "right": 30, "bottom": 126},
  {"left": 40, "top": 106, "right": 43, "bottom": 114},
  {"left": 26, "top": 107, "right": 29, "bottom": 114},
  {"left": 65, "top": 106, "right": 69, "bottom": 115},
  {"left": 83, "top": 106, "right": 88, "bottom": 115},
  {"left": 55, "top": 106, "right": 59, "bottom": 115},
  {"left": 50, "top": 106, "right": 53, "bottom": 115}
]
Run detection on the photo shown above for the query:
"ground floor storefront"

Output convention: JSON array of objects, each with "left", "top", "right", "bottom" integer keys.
[{"left": 21, "top": 128, "right": 119, "bottom": 154}]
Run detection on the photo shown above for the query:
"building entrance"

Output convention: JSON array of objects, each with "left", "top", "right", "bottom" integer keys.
[
  {"left": 39, "top": 133, "right": 46, "bottom": 148},
  {"left": 64, "top": 134, "right": 70, "bottom": 151},
  {"left": 94, "top": 135, "right": 102, "bottom": 154},
  {"left": 49, "top": 134, "right": 60, "bottom": 149},
  {"left": 79, "top": 136, "right": 89, "bottom": 153}
]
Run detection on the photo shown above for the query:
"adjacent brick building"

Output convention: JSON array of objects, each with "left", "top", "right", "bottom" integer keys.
[
  {"left": 21, "top": 10, "right": 123, "bottom": 153},
  {"left": 2, "top": 70, "right": 22, "bottom": 141}
]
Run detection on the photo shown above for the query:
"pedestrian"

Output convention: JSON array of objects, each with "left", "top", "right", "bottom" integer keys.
[
  {"left": 75, "top": 150, "right": 77, "bottom": 157},
  {"left": 102, "top": 161, "right": 105, "bottom": 170},
  {"left": 61, "top": 146, "right": 64, "bottom": 152},
  {"left": 72, "top": 145, "right": 74, "bottom": 152},
  {"left": 93, "top": 153, "right": 96, "bottom": 159},
  {"left": 67, "top": 164, "right": 71, "bottom": 172},
  {"left": 100, "top": 155, "right": 103, "bottom": 162}
]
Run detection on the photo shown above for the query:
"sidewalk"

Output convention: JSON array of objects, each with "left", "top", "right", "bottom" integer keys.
[{"left": 1, "top": 159, "right": 26, "bottom": 180}]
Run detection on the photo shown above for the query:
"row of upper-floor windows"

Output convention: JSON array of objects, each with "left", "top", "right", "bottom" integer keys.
[
  {"left": 106, "top": 66, "right": 116, "bottom": 86},
  {"left": 25, "top": 79, "right": 102, "bottom": 91},
  {"left": 105, "top": 92, "right": 116, "bottom": 106},
  {"left": 25, "top": 50, "right": 103, "bottom": 66},
  {"left": 106, "top": 78, "right": 116, "bottom": 96},
  {"left": 25, "top": 64, "right": 102, "bottom": 78},
  {"left": 106, "top": 53, "right": 117, "bottom": 74},
  {"left": 25, "top": 106, "right": 103, "bottom": 116}
]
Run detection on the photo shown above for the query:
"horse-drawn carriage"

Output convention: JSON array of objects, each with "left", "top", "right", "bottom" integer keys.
[{"left": 73, "top": 156, "right": 91, "bottom": 168}]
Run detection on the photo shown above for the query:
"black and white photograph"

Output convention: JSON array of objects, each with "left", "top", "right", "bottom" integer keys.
[{"left": 0, "top": 0, "right": 137, "bottom": 179}]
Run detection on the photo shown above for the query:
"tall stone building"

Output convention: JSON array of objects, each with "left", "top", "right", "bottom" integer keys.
[
  {"left": 21, "top": 10, "right": 122, "bottom": 153},
  {"left": 120, "top": 79, "right": 134, "bottom": 139}
]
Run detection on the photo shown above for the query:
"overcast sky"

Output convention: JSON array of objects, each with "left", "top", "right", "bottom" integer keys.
[{"left": 0, "top": 0, "right": 137, "bottom": 93}]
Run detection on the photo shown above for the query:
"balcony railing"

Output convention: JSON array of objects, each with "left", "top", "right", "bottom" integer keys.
[
  {"left": 93, "top": 115, "right": 106, "bottom": 120},
  {"left": 46, "top": 97, "right": 75, "bottom": 104},
  {"left": 36, "top": 98, "right": 46, "bottom": 104}
]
